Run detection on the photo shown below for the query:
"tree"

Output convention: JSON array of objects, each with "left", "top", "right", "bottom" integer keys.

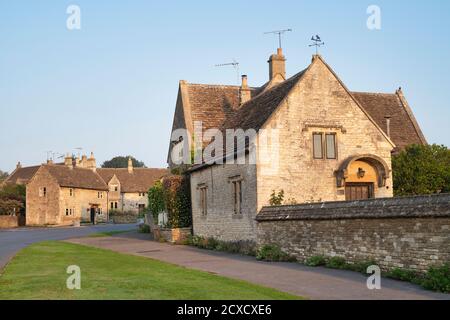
[
  {"left": 101, "top": 156, "right": 146, "bottom": 168},
  {"left": 0, "top": 170, "right": 8, "bottom": 182},
  {"left": 392, "top": 144, "right": 450, "bottom": 196}
]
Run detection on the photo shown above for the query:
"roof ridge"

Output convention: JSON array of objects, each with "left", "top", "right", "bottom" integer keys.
[
  {"left": 352, "top": 91, "right": 397, "bottom": 96},
  {"left": 187, "top": 83, "right": 260, "bottom": 90}
]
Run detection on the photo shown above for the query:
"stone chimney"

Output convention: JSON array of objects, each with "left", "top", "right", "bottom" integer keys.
[
  {"left": 128, "top": 157, "right": 133, "bottom": 174},
  {"left": 64, "top": 154, "right": 73, "bottom": 168},
  {"left": 87, "top": 152, "right": 96, "bottom": 172},
  {"left": 47, "top": 159, "right": 53, "bottom": 165},
  {"left": 16, "top": 162, "right": 22, "bottom": 169},
  {"left": 80, "top": 155, "right": 88, "bottom": 168},
  {"left": 239, "top": 75, "right": 251, "bottom": 105},
  {"left": 268, "top": 48, "right": 286, "bottom": 81}
]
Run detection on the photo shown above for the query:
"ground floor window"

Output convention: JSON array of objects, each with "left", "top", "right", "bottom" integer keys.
[
  {"left": 199, "top": 187, "right": 207, "bottom": 216},
  {"left": 232, "top": 180, "right": 242, "bottom": 215}
]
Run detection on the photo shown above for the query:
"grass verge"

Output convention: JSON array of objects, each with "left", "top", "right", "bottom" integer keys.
[{"left": 0, "top": 241, "right": 302, "bottom": 300}]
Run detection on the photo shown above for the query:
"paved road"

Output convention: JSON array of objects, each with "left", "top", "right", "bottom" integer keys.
[
  {"left": 0, "top": 224, "right": 137, "bottom": 269},
  {"left": 68, "top": 233, "right": 450, "bottom": 300}
]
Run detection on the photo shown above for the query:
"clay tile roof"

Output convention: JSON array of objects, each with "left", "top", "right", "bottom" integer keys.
[
  {"left": 97, "top": 168, "right": 168, "bottom": 193},
  {"left": 222, "top": 69, "right": 307, "bottom": 132},
  {"left": 4, "top": 165, "right": 40, "bottom": 185},
  {"left": 352, "top": 91, "right": 427, "bottom": 151},
  {"left": 44, "top": 165, "right": 108, "bottom": 191}
]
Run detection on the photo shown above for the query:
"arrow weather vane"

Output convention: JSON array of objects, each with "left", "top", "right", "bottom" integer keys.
[{"left": 309, "top": 35, "right": 325, "bottom": 54}]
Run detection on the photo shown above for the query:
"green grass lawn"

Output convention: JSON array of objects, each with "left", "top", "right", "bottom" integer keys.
[{"left": 0, "top": 241, "right": 301, "bottom": 300}]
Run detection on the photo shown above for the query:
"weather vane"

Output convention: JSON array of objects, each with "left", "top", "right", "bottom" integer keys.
[
  {"left": 264, "top": 29, "right": 292, "bottom": 49},
  {"left": 309, "top": 35, "right": 325, "bottom": 54}
]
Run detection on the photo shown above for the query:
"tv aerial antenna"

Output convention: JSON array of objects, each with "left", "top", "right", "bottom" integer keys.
[
  {"left": 75, "top": 147, "right": 83, "bottom": 158},
  {"left": 215, "top": 59, "right": 240, "bottom": 85},
  {"left": 264, "top": 28, "right": 292, "bottom": 49},
  {"left": 309, "top": 35, "right": 325, "bottom": 54}
]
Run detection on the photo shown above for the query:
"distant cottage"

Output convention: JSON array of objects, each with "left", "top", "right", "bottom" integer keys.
[
  {"left": 4, "top": 154, "right": 167, "bottom": 226},
  {"left": 168, "top": 49, "right": 426, "bottom": 241}
]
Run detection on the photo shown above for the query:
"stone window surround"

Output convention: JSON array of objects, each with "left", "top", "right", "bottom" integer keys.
[
  {"left": 228, "top": 175, "right": 244, "bottom": 218},
  {"left": 312, "top": 131, "right": 338, "bottom": 161},
  {"left": 197, "top": 183, "right": 208, "bottom": 217}
]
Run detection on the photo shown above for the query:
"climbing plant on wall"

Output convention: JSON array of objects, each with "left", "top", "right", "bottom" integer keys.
[
  {"left": 162, "top": 175, "right": 192, "bottom": 228},
  {"left": 147, "top": 181, "right": 165, "bottom": 221}
]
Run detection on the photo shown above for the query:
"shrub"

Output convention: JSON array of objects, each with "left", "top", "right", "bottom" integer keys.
[
  {"left": 269, "top": 190, "right": 284, "bottom": 206},
  {"left": 138, "top": 224, "right": 150, "bottom": 234},
  {"left": 348, "top": 260, "right": 378, "bottom": 274},
  {"left": 147, "top": 181, "right": 165, "bottom": 221},
  {"left": 305, "top": 255, "right": 327, "bottom": 267},
  {"left": 420, "top": 264, "right": 450, "bottom": 293},
  {"left": 256, "top": 244, "right": 296, "bottom": 262},
  {"left": 386, "top": 268, "right": 420, "bottom": 282},
  {"left": 326, "top": 256, "right": 348, "bottom": 269}
]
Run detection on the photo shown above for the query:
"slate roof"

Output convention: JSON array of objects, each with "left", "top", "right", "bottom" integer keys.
[
  {"left": 3, "top": 166, "right": 40, "bottom": 185},
  {"left": 42, "top": 165, "right": 108, "bottom": 191},
  {"left": 97, "top": 168, "right": 168, "bottom": 193}
]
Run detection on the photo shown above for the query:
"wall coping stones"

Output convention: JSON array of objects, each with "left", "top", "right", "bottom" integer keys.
[{"left": 256, "top": 193, "right": 450, "bottom": 221}]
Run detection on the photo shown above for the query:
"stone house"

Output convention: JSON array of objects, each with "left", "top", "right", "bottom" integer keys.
[
  {"left": 168, "top": 49, "right": 427, "bottom": 241},
  {"left": 5, "top": 154, "right": 167, "bottom": 226},
  {"left": 97, "top": 158, "right": 168, "bottom": 214}
]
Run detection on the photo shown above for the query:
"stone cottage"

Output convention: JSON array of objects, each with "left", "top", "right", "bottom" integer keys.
[
  {"left": 5, "top": 154, "right": 167, "bottom": 226},
  {"left": 168, "top": 49, "right": 427, "bottom": 241}
]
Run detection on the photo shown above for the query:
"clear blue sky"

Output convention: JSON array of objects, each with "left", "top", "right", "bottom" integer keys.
[{"left": 1, "top": 0, "right": 449, "bottom": 173}]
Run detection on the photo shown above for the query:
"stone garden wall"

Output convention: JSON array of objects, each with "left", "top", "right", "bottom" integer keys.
[{"left": 256, "top": 194, "right": 450, "bottom": 272}]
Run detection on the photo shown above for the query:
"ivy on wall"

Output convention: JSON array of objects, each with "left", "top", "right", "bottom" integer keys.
[{"left": 147, "top": 175, "right": 192, "bottom": 228}]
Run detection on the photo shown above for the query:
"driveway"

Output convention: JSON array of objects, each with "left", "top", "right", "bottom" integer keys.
[
  {"left": 0, "top": 223, "right": 137, "bottom": 269},
  {"left": 67, "top": 233, "right": 450, "bottom": 300}
]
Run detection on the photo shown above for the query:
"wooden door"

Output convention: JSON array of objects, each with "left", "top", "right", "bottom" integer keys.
[{"left": 345, "top": 183, "right": 374, "bottom": 201}]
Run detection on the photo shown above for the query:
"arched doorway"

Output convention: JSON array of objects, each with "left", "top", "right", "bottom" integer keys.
[{"left": 335, "top": 155, "right": 390, "bottom": 201}]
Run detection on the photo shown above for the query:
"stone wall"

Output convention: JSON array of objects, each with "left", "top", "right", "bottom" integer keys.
[
  {"left": 256, "top": 194, "right": 450, "bottom": 272},
  {"left": 190, "top": 154, "right": 257, "bottom": 241},
  {"left": 0, "top": 216, "right": 19, "bottom": 228}
]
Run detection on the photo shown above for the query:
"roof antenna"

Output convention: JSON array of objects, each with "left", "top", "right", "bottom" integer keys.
[
  {"left": 309, "top": 35, "right": 325, "bottom": 55},
  {"left": 75, "top": 147, "right": 83, "bottom": 158},
  {"left": 264, "top": 28, "right": 292, "bottom": 49},
  {"left": 215, "top": 59, "right": 240, "bottom": 85}
]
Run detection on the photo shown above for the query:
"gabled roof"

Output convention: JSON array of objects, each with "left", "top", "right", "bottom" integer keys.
[
  {"left": 221, "top": 69, "right": 307, "bottom": 132},
  {"left": 3, "top": 166, "right": 40, "bottom": 185},
  {"left": 172, "top": 54, "right": 426, "bottom": 167},
  {"left": 352, "top": 91, "right": 427, "bottom": 151},
  {"left": 42, "top": 165, "right": 108, "bottom": 191},
  {"left": 97, "top": 168, "right": 167, "bottom": 193}
]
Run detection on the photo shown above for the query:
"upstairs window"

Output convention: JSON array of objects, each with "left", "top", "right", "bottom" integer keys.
[
  {"left": 326, "top": 133, "right": 337, "bottom": 159},
  {"left": 313, "top": 132, "right": 338, "bottom": 160},
  {"left": 313, "top": 133, "right": 323, "bottom": 159},
  {"left": 69, "top": 188, "right": 73, "bottom": 197},
  {"left": 232, "top": 180, "right": 242, "bottom": 215},
  {"left": 39, "top": 187, "right": 47, "bottom": 197}
]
